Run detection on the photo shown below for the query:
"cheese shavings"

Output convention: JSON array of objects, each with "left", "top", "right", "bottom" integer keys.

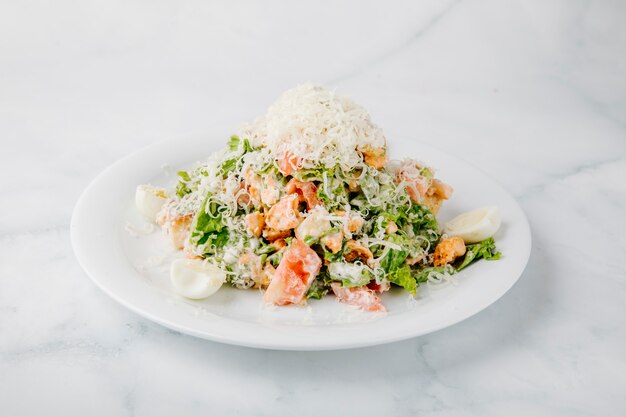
[{"left": 239, "top": 83, "right": 387, "bottom": 171}]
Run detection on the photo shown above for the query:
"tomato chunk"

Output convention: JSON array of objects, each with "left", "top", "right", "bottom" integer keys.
[
  {"left": 277, "top": 151, "right": 300, "bottom": 176},
  {"left": 330, "top": 283, "right": 386, "bottom": 312},
  {"left": 263, "top": 239, "right": 322, "bottom": 306},
  {"left": 286, "top": 178, "right": 321, "bottom": 210}
]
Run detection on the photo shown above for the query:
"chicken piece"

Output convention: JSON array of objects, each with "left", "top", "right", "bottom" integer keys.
[
  {"left": 344, "top": 240, "right": 373, "bottom": 263},
  {"left": 245, "top": 212, "right": 265, "bottom": 237},
  {"left": 395, "top": 161, "right": 431, "bottom": 203},
  {"left": 321, "top": 231, "right": 343, "bottom": 254},
  {"left": 236, "top": 189, "right": 251, "bottom": 206},
  {"left": 270, "top": 238, "right": 287, "bottom": 251},
  {"left": 295, "top": 207, "right": 331, "bottom": 242},
  {"left": 385, "top": 221, "right": 398, "bottom": 235},
  {"left": 422, "top": 179, "right": 453, "bottom": 214},
  {"left": 331, "top": 283, "right": 386, "bottom": 312},
  {"left": 421, "top": 195, "right": 443, "bottom": 215},
  {"left": 362, "top": 146, "right": 388, "bottom": 169},
  {"left": 286, "top": 178, "right": 321, "bottom": 210},
  {"left": 261, "top": 173, "right": 281, "bottom": 207},
  {"left": 334, "top": 210, "right": 364, "bottom": 235},
  {"left": 433, "top": 237, "right": 466, "bottom": 267},
  {"left": 265, "top": 194, "right": 302, "bottom": 231},
  {"left": 347, "top": 214, "right": 364, "bottom": 234},
  {"left": 156, "top": 203, "right": 193, "bottom": 250},
  {"left": 277, "top": 151, "right": 301, "bottom": 176},
  {"left": 257, "top": 263, "right": 276, "bottom": 289},
  {"left": 168, "top": 216, "right": 193, "bottom": 249},
  {"left": 347, "top": 175, "right": 361, "bottom": 192},
  {"left": 406, "top": 254, "right": 424, "bottom": 265},
  {"left": 239, "top": 252, "right": 263, "bottom": 284},
  {"left": 428, "top": 179, "right": 453, "bottom": 199},
  {"left": 244, "top": 169, "right": 262, "bottom": 206},
  {"left": 263, "top": 239, "right": 322, "bottom": 306},
  {"left": 262, "top": 228, "right": 292, "bottom": 242}
]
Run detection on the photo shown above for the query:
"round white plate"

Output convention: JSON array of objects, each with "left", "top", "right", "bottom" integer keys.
[{"left": 71, "top": 134, "right": 531, "bottom": 350}]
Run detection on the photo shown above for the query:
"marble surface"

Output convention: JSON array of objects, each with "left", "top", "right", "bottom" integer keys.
[{"left": 1, "top": 0, "right": 625, "bottom": 415}]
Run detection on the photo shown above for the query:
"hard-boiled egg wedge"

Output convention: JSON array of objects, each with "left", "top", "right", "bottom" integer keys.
[
  {"left": 135, "top": 184, "right": 167, "bottom": 222},
  {"left": 170, "top": 258, "right": 226, "bottom": 299},
  {"left": 444, "top": 206, "right": 501, "bottom": 244}
]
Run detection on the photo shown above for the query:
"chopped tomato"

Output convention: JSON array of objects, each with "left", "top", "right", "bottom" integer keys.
[
  {"left": 331, "top": 283, "right": 386, "bottom": 312},
  {"left": 367, "top": 279, "right": 391, "bottom": 293},
  {"left": 263, "top": 239, "right": 322, "bottom": 306},
  {"left": 277, "top": 151, "right": 300, "bottom": 176},
  {"left": 286, "top": 178, "right": 321, "bottom": 210}
]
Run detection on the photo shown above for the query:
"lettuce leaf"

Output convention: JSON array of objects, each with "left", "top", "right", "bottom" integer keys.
[
  {"left": 175, "top": 171, "right": 192, "bottom": 197},
  {"left": 413, "top": 266, "right": 451, "bottom": 284},
  {"left": 306, "top": 270, "right": 331, "bottom": 300},
  {"left": 455, "top": 237, "right": 501, "bottom": 271},
  {"left": 379, "top": 246, "right": 408, "bottom": 273},
  {"left": 227, "top": 135, "right": 253, "bottom": 153},
  {"left": 328, "top": 262, "right": 372, "bottom": 288},
  {"left": 190, "top": 197, "right": 229, "bottom": 254},
  {"left": 360, "top": 172, "right": 380, "bottom": 203},
  {"left": 267, "top": 250, "right": 283, "bottom": 267},
  {"left": 377, "top": 236, "right": 417, "bottom": 293},
  {"left": 293, "top": 166, "right": 331, "bottom": 182},
  {"left": 220, "top": 136, "right": 254, "bottom": 175},
  {"left": 387, "top": 264, "right": 417, "bottom": 294},
  {"left": 306, "top": 280, "right": 329, "bottom": 300}
]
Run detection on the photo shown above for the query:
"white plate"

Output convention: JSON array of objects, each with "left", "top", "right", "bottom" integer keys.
[{"left": 71, "top": 134, "right": 531, "bottom": 350}]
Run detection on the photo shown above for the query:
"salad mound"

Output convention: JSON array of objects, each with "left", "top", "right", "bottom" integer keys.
[{"left": 150, "top": 84, "right": 501, "bottom": 312}]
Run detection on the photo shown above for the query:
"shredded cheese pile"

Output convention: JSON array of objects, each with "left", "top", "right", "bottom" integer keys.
[{"left": 239, "top": 84, "right": 387, "bottom": 171}]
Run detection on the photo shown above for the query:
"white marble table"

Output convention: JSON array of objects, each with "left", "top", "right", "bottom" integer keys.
[{"left": 2, "top": 1, "right": 625, "bottom": 416}]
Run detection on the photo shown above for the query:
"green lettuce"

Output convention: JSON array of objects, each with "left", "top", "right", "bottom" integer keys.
[
  {"left": 387, "top": 264, "right": 417, "bottom": 294},
  {"left": 175, "top": 171, "right": 192, "bottom": 197},
  {"left": 190, "top": 197, "right": 229, "bottom": 253},
  {"left": 456, "top": 237, "right": 501, "bottom": 271},
  {"left": 328, "top": 262, "right": 372, "bottom": 288},
  {"left": 413, "top": 266, "right": 451, "bottom": 284},
  {"left": 379, "top": 243, "right": 408, "bottom": 272},
  {"left": 306, "top": 271, "right": 331, "bottom": 300},
  {"left": 227, "top": 135, "right": 253, "bottom": 153},
  {"left": 220, "top": 136, "right": 254, "bottom": 175}
]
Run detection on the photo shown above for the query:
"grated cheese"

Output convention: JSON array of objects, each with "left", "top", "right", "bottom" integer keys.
[{"left": 239, "top": 84, "right": 387, "bottom": 171}]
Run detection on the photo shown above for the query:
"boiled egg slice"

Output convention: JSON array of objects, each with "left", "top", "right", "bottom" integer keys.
[
  {"left": 444, "top": 206, "right": 501, "bottom": 244},
  {"left": 170, "top": 259, "right": 226, "bottom": 299},
  {"left": 135, "top": 184, "right": 167, "bottom": 222}
]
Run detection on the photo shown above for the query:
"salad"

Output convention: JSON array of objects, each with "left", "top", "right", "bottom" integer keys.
[{"left": 135, "top": 84, "right": 501, "bottom": 312}]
